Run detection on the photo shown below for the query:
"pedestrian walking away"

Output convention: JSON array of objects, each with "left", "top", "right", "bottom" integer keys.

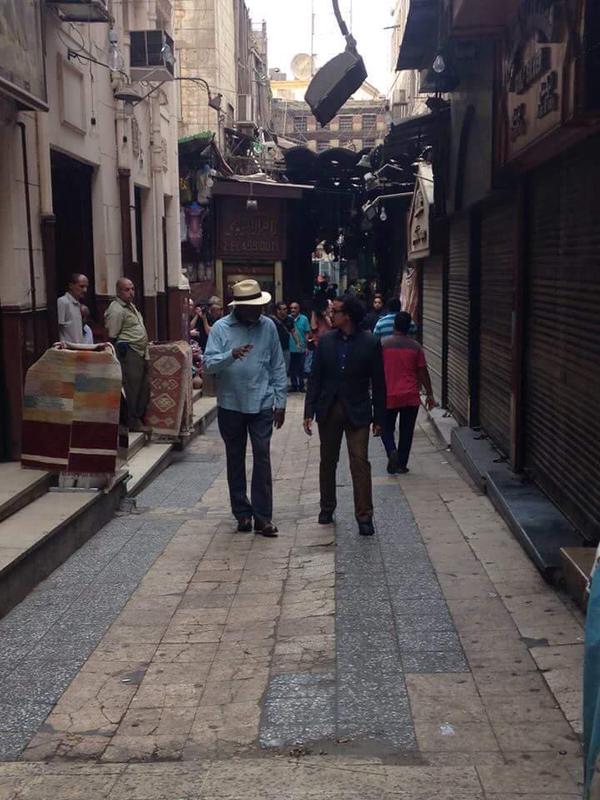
[
  {"left": 304, "top": 295, "right": 386, "bottom": 537},
  {"left": 288, "top": 301, "right": 310, "bottom": 392},
  {"left": 57, "top": 273, "right": 89, "bottom": 345},
  {"left": 104, "top": 278, "right": 150, "bottom": 433},
  {"left": 380, "top": 312, "right": 436, "bottom": 475},
  {"left": 373, "top": 297, "right": 402, "bottom": 339},
  {"left": 203, "top": 279, "right": 287, "bottom": 537}
]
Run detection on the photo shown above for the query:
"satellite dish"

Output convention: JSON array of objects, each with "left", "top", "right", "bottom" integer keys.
[{"left": 291, "top": 53, "right": 313, "bottom": 81}]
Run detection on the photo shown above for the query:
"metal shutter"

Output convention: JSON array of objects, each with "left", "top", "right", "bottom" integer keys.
[
  {"left": 421, "top": 256, "right": 444, "bottom": 403},
  {"left": 525, "top": 138, "right": 600, "bottom": 541},
  {"left": 447, "top": 216, "right": 470, "bottom": 425},
  {"left": 479, "top": 201, "right": 515, "bottom": 456}
]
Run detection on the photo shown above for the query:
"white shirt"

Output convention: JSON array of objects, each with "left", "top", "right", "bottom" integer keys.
[
  {"left": 83, "top": 324, "right": 94, "bottom": 345},
  {"left": 57, "top": 292, "right": 84, "bottom": 344}
]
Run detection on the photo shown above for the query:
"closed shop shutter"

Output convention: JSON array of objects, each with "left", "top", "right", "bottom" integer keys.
[
  {"left": 479, "top": 201, "right": 515, "bottom": 456},
  {"left": 526, "top": 137, "right": 600, "bottom": 540},
  {"left": 421, "top": 256, "right": 444, "bottom": 403},
  {"left": 447, "top": 216, "right": 470, "bottom": 424}
]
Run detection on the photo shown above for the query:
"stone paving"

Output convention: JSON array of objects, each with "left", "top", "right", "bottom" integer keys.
[{"left": 0, "top": 397, "right": 587, "bottom": 798}]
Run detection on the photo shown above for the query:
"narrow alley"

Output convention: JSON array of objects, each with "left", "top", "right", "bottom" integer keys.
[{"left": 0, "top": 399, "right": 584, "bottom": 798}]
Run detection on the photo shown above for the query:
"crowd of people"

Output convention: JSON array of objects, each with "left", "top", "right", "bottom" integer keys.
[
  {"left": 203, "top": 278, "right": 437, "bottom": 540},
  {"left": 56, "top": 272, "right": 436, "bottom": 537}
]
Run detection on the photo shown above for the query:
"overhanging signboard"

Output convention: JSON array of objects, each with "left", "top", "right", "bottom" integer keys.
[{"left": 0, "top": 0, "right": 48, "bottom": 111}]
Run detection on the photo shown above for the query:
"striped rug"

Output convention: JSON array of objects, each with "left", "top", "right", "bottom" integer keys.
[
  {"left": 22, "top": 346, "right": 122, "bottom": 475},
  {"left": 145, "top": 341, "right": 193, "bottom": 439}
]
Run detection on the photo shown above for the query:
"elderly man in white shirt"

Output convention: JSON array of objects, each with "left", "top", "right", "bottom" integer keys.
[{"left": 57, "top": 273, "right": 89, "bottom": 345}]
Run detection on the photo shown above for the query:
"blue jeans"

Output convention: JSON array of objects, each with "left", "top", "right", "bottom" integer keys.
[
  {"left": 381, "top": 406, "right": 419, "bottom": 468},
  {"left": 218, "top": 407, "right": 274, "bottom": 523}
]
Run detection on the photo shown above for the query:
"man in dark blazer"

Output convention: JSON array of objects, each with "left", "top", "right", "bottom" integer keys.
[{"left": 303, "top": 295, "right": 386, "bottom": 536}]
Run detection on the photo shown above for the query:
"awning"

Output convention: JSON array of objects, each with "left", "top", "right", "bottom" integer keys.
[
  {"left": 396, "top": 0, "right": 439, "bottom": 72},
  {"left": 213, "top": 176, "right": 312, "bottom": 200}
]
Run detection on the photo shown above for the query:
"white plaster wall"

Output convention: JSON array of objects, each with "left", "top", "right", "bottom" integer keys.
[
  {"left": 0, "top": 104, "right": 45, "bottom": 308},
  {"left": 0, "top": 0, "right": 183, "bottom": 311}
]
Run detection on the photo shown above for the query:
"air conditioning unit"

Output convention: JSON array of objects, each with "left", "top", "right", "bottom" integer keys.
[
  {"left": 130, "top": 30, "right": 175, "bottom": 82},
  {"left": 46, "top": 0, "right": 109, "bottom": 22}
]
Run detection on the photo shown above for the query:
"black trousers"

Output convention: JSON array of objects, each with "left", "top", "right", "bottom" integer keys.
[
  {"left": 289, "top": 352, "right": 305, "bottom": 390},
  {"left": 217, "top": 407, "right": 274, "bottom": 523},
  {"left": 381, "top": 406, "right": 420, "bottom": 468},
  {"left": 119, "top": 347, "right": 150, "bottom": 427}
]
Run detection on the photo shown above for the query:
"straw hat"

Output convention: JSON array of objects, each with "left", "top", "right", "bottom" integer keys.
[{"left": 228, "top": 279, "right": 272, "bottom": 307}]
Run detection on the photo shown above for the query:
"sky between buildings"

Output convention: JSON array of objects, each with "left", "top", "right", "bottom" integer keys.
[{"left": 245, "top": 0, "right": 396, "bottom": 96}]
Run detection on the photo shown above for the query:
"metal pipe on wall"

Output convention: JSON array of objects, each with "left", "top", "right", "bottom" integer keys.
[{"left": 16, "top": 120, "right": 38, "bottom": 356}]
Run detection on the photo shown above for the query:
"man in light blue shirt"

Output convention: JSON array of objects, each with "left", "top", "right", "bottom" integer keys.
[
  {"left": 288, "top": 301, "right": 311, "bottom": 392},
  {"left": 204, "top": 279, "right": 287, "bottom": 537}
]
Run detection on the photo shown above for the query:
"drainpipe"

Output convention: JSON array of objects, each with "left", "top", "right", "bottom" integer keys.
[
  {"left": 35, "top": 110, "right": 58, "bottom": 343},
  {"left": 16, "top": 120, "right": 38, "bottom": 356}
]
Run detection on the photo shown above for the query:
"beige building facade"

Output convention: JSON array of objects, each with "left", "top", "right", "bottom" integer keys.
[
  {"left": 0, "top": 0, "right": 183, "bottom": 460},
  {"left": 175, "top": 0, "right": 237, "bottom": 140},
  {"left": 271, "top": 72, "right": 387, "bottom": 152}
]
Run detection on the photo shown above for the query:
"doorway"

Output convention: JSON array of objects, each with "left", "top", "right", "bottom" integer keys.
[{"left": 51, "top": 151, "right": 95, "bottom": 314}]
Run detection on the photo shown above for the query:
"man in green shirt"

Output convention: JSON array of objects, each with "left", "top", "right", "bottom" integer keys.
[{"left": 105, "top": 278, "right": 150, "bottom": 431}]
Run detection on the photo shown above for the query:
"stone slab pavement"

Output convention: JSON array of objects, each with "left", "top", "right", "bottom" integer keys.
[{"left": 0, "top": 397, "right": 585, "bottom": 798}]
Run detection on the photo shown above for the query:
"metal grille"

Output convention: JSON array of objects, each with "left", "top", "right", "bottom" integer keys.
[
  {"left": 525, "top": 137, "right": 600, "bottom": 541},
  {"left": 447, "top": 216, "right": 470, "bottom": 425},
  {"left": 422, "top": 256, "right": 444, "bottom": 403},
  {"left": 479, "top": 201, "right": 515, "bottom": 456}
]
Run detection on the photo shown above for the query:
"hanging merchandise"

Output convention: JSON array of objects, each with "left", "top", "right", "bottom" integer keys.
[
  {"left": 185, "top": 202, "right": 208, "bottom": 251},
  {"left": 196, "top": 165, "right": 215, "bottom": 205},
  {"left": 400, "top": 265, "right": 419, "bottom": 321},
  {"left": 22, "top": 344, "right": 122, "bottom": 477},
  {"left": 180, "top": 172, "right": 193, "bottom": 205}
]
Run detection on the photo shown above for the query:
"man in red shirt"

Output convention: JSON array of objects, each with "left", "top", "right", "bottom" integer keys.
[{"left": 381, "top": 312, "right": 436, "bottom": 474}]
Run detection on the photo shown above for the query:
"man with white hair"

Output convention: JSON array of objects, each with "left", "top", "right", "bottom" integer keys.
[{"left": 203, "top": 279, "right": 287, "bottom": 537}]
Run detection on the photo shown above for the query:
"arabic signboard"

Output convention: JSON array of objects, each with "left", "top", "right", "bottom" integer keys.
[
  {"left": 216, "top": 197, "right": 286, "bottom": 261},
  {"left": 407, "top": 165, "right": 434, "bottom": 260},
  {"left": 0, "top": 0, "right": 47, "bottom": 110},
  {"left": 503, "top": 0, "right": 567, "bottom": 161}
]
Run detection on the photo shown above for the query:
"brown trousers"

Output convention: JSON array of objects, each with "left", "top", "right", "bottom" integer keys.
[{"left": 318, "top": 400, "right": 373, "bottom": 522}]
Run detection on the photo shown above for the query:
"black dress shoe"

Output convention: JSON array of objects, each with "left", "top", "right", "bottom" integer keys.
[
  {"left": 358, "top": 520, "right": 375, "bottom": 536},
  {"left": 318, "top": 511, "right": 334, "bottom": 525},
  {"left": 254, "top": 521, "right": 279, "bottom": 537},
  {"left": 397, "top": 466, "right": 410, "bottom": 474},
  {"left": 387, "top": 451, "right": 399, "bottom": 475},
  {"left": 237, "top": 517, "right": 253, "bottom": 533}
]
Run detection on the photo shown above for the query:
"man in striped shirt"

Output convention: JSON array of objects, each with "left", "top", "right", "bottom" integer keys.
[{"left": 373, "top": 298, "right": 402, "bottom": 338}]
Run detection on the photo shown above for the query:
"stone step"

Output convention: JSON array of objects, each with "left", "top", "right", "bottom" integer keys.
[
  {"left": 126, "top": 443, "right": 173, "bottom": 497},
  {"left": 0, "top": 477, "right": 126, "bottom": 618},
  {"left": 561, "top": 546, "right": 597, "bottom": 611},
  {"left": 0, "top": 463, "right": 53, "bottom": 524},
  {"left": 127, "top": 431, "right": 147, "bottom": 460}
]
